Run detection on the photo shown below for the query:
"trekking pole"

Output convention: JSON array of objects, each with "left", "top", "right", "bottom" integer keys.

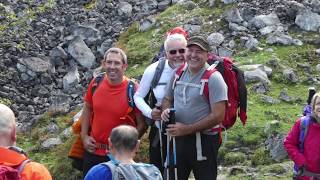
[
  {"left": 165, "top": 134, "right": 170, "bottom": 180},
  {"left": 155, "top": 102, "right": 164, "bottom": 167},
  {"left": 172, "top": 137, "right": 178, "bottom": 180}
]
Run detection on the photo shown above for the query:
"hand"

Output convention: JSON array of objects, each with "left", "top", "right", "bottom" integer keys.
[
  {"left": 151, "top": 108, "right": 162, "bottom": 120},
  {"left": 166, "top": 122, "right": 191, "bottom": 137},
  {"left": 161, "top": 108, "right": 170, "bottom": 122},
  {"left": 82, "top": 135, "right": 96, "bottom": 153}
]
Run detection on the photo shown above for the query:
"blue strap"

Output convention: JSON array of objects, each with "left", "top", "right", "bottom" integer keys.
[
  {"left": 299, "top": 116, "right": 311, "bottom": 153},
  {"left": 127, "top": 80, "right": 135, "bottom": 108}
]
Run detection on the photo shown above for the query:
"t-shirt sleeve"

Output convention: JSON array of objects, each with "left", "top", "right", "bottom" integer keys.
[
  {"left": 84, "top": 164, "right": 112, "bottom": 180},
  {"left": 84, "top": 78, "right": 95, "bottom": 105},
  {"left": 208, "top": 72, "right": 228, "bottom": 104}
]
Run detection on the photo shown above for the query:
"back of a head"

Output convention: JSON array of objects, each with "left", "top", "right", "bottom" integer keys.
[
  {"left": 110, "top": 125, "right": 139, "bottom": 152},
  {"left": 311, "top": 92, "right": 320, "bottom": 113},
  {"left": 0, "top": 104, "right": 15, "bottom": 140}
]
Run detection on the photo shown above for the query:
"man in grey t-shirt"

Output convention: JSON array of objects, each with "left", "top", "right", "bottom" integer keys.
[{"left": 161, "top": 36, "right": 227, "bottom": 180}]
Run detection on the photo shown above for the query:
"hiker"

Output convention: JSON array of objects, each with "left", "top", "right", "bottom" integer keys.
[
  {"left": 133, "top": 32, "right": 188, "bottom": 173},
  {"left": 80, "top": 47, "right": 146, "bottom": 176},
  {"left": 161, "top": 35, "right": 228, "bottom": 180},
  {"left": 284, "top": 92, "right": 320, "bottom": 180},
  {"left": 84, "top": 125, "right": 163, "bottom": 180},
  {"left": 0, "top": 103, "right": 52, "bottom": 180}
]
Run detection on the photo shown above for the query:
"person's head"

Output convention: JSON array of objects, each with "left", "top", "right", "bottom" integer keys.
[
  {"left": 185, "top": 35, "right": 211, "bottom": 73},
  {"left": 164, "top": 33, "right": 187, "bottom": 68},
  {"left": 108, "top": 125, "right": 139, "bottom": 155},
  {"left": 311, "top": 92, "right": 320, "bottom": 119},
  {"left": 0, "top": 104, "right": 16, "bottom": 146},
  {"left": 102, "top": 47, "right": 128, "bottom": 84}
]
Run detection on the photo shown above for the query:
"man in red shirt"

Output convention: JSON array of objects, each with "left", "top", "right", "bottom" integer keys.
[{"left": 80, "top": 47, "right": 146, "bottom": 176}]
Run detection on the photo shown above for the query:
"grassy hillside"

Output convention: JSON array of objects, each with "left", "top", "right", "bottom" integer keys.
[{"left": 14, "top": 1, "right": 320, "bottom": 179}]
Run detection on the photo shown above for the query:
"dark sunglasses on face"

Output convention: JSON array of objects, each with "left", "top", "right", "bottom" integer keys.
[{"left": 169, "top": 49, "right": 186, "bottom": 55}]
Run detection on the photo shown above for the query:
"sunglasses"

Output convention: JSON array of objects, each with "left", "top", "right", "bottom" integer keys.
[{"left": 168, "top": 49, "right": 186, "bottom": 55}]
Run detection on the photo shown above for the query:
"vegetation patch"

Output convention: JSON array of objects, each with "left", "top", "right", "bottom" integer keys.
[
  {"left": 224, "top": 152, "right": 246, "bottom": 165},
  {"left": 251, "top": 147, "right": 273, "bottom": 166}
]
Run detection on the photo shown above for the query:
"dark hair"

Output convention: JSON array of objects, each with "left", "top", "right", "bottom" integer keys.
[{"left": 110, "top": 125, "right": 138, "bottom": 152}]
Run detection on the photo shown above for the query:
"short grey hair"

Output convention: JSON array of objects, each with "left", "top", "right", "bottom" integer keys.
[
  {"left": 0, "top": 104, "right": 15, "bottom": 136},
  {"left": 104, "top": 47, "right": 128, "bottom": 64},
  {"left": 110, "top": 125, "right": 138, "bottom": 152},
  {"left": 164, "top": 33, "right": 187, "bottom": 51}
]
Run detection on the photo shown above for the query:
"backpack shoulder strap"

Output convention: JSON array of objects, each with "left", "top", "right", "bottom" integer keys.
[
  {"left": 151, "top": 58, "right": 166, "bottom": 89},
  {"left": 127, "top": 80, "right": 136, "bottom": 109},
  {"left": 201, "top": 64, "right": 218, "bottom": 101},
  {"left": 299, "top": 116, "right": 312, "bottom": 152},
  {"left": 172, "top": 63, "right": 188, "bottom": 90},
  {"left": 92, "top": 72, "right": 105, "bottom": 95}
]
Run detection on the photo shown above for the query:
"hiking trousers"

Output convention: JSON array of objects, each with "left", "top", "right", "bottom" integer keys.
[
  {"left": 175, "top": 133, "right": 220, "bottom": 180},
  {"left": 83, "top": 150, "right": 110, "bottom": 177},
  {"left": 149, "top": 125, "right": 167, "bottom": 174}
]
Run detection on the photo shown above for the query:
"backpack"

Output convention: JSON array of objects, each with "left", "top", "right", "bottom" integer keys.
[
  {"left": 68, "top": 73, "right": 136, "bottom": 171},
  {"left": 102, "top": 160, "right": 163, "bottom": 180},
  {"left": 0, "top": 147, "right": 31, "bottom": 180},
  {"left": 173, "top": 55, "right": 247, "bottom": 131}
]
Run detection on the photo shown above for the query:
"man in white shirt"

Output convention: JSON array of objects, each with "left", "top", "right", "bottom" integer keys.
[{"left": 134, "top": 33, "right": 187, "bottom": 173}]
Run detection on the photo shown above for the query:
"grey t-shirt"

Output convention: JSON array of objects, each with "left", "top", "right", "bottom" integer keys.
[{"left": 166, "top": 64, "right": 228, "bottom": 126}]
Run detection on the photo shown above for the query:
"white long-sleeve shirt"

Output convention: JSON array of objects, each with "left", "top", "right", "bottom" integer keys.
[{"left": 134, "top": 59, "right": 175, "bottom": 119}]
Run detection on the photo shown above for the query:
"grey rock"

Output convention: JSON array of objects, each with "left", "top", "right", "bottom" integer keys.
[
  {"left": 240, "top": 8, "right": 257, "bottom": 22},
  {"left": 41, "top": 137, "right": 62, "bottom": 150},
  {"left": 244, "top": 68, "right": 270, "bottom": 84},
  {"left": 266, "top": 33, "right": 295, "bottom": 45},
  {"left": 265, "top": 134, "right": 288, "bottom": 162},
  {"left": 209, "top": 0, "right": 215, "bottom": 7},
  {"left": 179, "top": 1, "right": 197, "bottom": 10},
  {"left": 72, "top": 25, "right": 101, "bottom": 44},
  {"left": 183, "top": 24, "right": 201, "bottom": 35},
  {"left": 207, "top": 33, "right": 225, "bottom": 46},
  {"left": 50, "top": 46, "right": 68, "bottom": 66},
  {"left": 249, "top": 13, "right": 281, "bottom": 29},
  {"left": 229, "top": 22, "right": 247, "bottom": 32},
  {"left": 218, "top": 47, "right": 233, "bottom": 57},
  {"left": 295, "top": 10, "right": 320, "bottom": 31},
  {"left": 63, "top": 67, "right": 80, "bottom": 90},
  {"left": 316, "top": 64, "right": 320, "bottom": 71},
  {"left": 48, "top": 92, "right": 71, "bottom": 115},
  {"left": 223, "top": 8, "right": 243, "bottom": 23},
  {"left": 279, "top": 89, "right": 292, "bottom": 102},
  {"left": 245, "top": 37, "right": 259, "bottom": 51},
  {"left": 18, "top": 57, "right": 52, "bottom": 73},
  {"left": 283, "top": 69, "right": 298, "bottom": 83},
  {"left": 240, "top": 64, "right": 272, "bottom": 77},
  {"left": 221, "top": 0, "right": 237, "bottom": 4},
  {"left": 68, "top": 36, "right": 95, "bottom": 68},
  {"left": 252, "top": 82, "right": 269, "bottom": 94},
  {"left": 118, "top": 2, "right": 133, "bottom": 17},
  {"left": 98, "top": 39, "right": 113, "bottom": 56},
  {"left": 261, "top": 95, "right": 280, "bottom": 104},
  {"left": 47, "top": 121, "right": 59, "bottom": 134},
  {"left": 316, "top": 49, "right": 320, "bottom": 55},
  {"left": 158, "top": 0, "right": 171, "bottom": 11},
  {"left": 139, "top": 17, "right": 156, "bottom": 32}
]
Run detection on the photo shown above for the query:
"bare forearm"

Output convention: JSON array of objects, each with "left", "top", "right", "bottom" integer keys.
[
  {"left": 80, "top": 103, "right": 92, "bottom": 138},
  {"left": 161, "top": 96, "right": 173, "bottom": 111},
  {"left": 135, "top": 113, "right": 147, "bottom": 138}
]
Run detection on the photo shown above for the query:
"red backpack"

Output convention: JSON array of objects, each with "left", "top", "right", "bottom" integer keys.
[
  {"left": 173, "top": 55, "right": 247, "bottom": 131},
  {"left": 0, "top": 147, "right": 31, "bottom": 180}
]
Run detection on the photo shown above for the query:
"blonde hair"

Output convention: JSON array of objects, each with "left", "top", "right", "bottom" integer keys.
[
  {"left": 311, "top": 92, "right": 320, "bottom": 112},
  {"left": 103, "top": 47, "right": 128, "bottom": 64}
]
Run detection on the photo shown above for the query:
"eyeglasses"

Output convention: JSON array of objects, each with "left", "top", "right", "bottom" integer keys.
[{"left": 168, "top": 49, "right": 186, "bottom": 55}]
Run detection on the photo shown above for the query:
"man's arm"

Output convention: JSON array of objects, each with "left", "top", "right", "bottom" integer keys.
[
  {"left": 134, "top": 111, "right": 147, "bottom": 138},
  {"left": 80, "top": 102, "right": 96, "bottom": 152},
  {"left": 160, "top": 96, "right": 173, "bottom": 121}
]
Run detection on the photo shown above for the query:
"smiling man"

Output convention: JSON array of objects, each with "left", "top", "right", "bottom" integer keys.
[
  {"left": 161, "top": 36, "right": 228, "bottom": 180},
  {"left": 80, "top": 47, "right": 146, "bottom": 176}
]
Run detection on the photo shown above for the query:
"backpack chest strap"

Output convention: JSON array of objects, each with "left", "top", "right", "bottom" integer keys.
[{"left": 176, "top": 81, "right": 202, "bottom": 105}]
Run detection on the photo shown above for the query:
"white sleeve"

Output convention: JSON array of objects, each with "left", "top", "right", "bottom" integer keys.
[{"left": 134, "top": 63, "right": 157, "bottom": 119}]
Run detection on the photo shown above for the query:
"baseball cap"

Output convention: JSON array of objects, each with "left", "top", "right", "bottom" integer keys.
[{"left": 187, "top": 36, "right": 211, "bottom": 52}]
